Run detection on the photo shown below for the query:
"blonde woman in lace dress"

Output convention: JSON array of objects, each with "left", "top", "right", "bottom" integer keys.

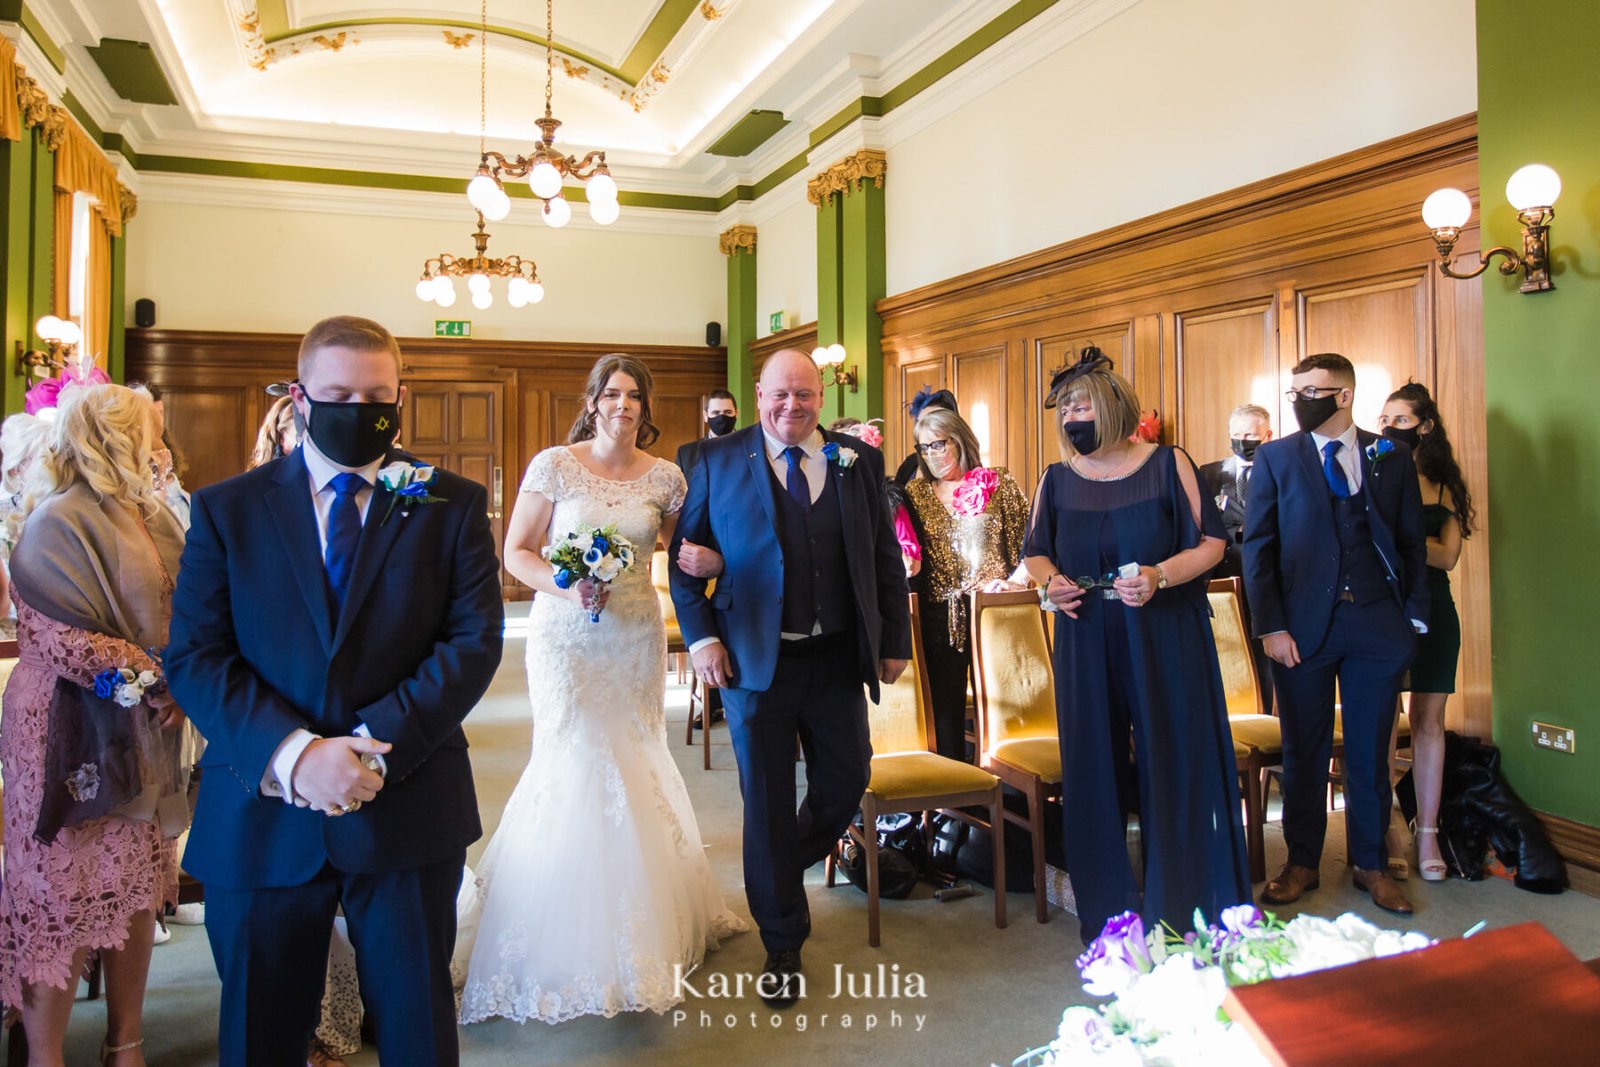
[
  {"left": 0, "top": 385, "right": 193, "bottom": 1066},
  {"left": 459, "top": 355, "right": 745, "bottom": 1026}
]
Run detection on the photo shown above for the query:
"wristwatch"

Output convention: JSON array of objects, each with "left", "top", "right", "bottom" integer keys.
[{"left": 1154, "top": 564, "right": 1170, "bottom": 590}]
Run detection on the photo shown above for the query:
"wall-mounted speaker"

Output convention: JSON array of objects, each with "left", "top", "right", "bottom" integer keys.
[
  {"left": 706, "top": 321, "right": 721, "bottom": 347},
  {"left": 134, "top": 298, "right": 156, "bottom": 328}
]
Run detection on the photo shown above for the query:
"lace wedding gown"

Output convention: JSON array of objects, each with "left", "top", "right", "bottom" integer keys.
[{"left": 458, "top": 446, "right": 746, "bottom": 1025}]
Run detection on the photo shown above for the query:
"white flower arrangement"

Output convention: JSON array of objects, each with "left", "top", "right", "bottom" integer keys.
[{"left": 1015, "top": 907, "right": 1434, "bottom": 1066}]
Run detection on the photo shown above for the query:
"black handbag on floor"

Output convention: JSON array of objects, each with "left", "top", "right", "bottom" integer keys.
[{"left": 836, "top": 813, "right": 925, "bottom": 899}]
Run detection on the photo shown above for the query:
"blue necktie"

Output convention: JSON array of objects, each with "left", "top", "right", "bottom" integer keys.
[
  {"left": 782, "top": 446, "right": 810, "bottom": 509},
  {"left": 325, "top": 472, "right": 364, "bottom": 607},
  {"left": 1322, "top": 440, "right": 1352, "bottom": 499}
]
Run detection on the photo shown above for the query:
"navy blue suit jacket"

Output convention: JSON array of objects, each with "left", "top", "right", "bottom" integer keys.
[
  {"left": 167, "top": 448, "right": 504, "bottom": 888},
  {"left": 1241, "top": 428, "right": 1428, "bottom": 654},
  {"left": 667, "top": 425, "right": 911, "bottom": 701}
]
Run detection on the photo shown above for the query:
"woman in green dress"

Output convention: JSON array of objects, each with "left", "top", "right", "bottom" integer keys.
[{"left": 1378, "top": 382, "right": 1475, "bottom": 882}]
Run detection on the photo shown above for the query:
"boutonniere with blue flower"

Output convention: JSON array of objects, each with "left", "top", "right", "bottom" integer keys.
[
  {"left": 93, "top": 666, "right": 160, "bottom": 708},
  {"left": 1364, "top": 438, "right": 1396, "bottom": 466},
  {"left": 378, "top": 461, "right": 447, "bottom": 525},
  {"left": 820, "top": 442, "right": 858, "bottom": 469}
]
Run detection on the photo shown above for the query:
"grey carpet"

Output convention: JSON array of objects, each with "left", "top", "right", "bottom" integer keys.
[{"left": 54, "top": 604, "right": 1600, "bottom": 1065}]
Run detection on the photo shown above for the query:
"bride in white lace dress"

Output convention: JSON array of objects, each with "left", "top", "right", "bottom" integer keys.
[{"left": 458, "top": 355, "right": 746, "bottom": 1025}]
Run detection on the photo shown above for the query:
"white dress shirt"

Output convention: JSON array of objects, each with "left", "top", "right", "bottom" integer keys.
[
  {"left": 689, "top": 428, "right": 829, "bottom": 654},
  {"left": 763, "top": 427, "right": 827, "bottom": 504},
  {"left": 1309, "top": 424, "right": 1362, "bottom": 494},
  {"left": 261, "top": 439, "right": 386, "bottom": 805}
]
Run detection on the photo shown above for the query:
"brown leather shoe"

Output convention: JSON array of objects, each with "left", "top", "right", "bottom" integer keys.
[
  {"left": 1352, "top": 867, "right": 1414, "bottom": 915},
  {"left": 1260, "top": 863, "right": 1320, "bottom": 905}
]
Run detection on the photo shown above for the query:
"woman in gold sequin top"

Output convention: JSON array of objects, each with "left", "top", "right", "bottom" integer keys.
[{"left": 901, "top": 406, "right": 1029, "bottom": 761}]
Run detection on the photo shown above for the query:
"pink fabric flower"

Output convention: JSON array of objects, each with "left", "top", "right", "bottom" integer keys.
[
  {"left": 24, "top": 367, "right": 112, "bottom": 416},
  {"left": 841, "top": 420, "right": 884, "bottom": 449},
  {"left": 893, "top": 504, "right": 922, "bottom": 562},
  {"left": 951, "top": 467, "right": 999, "bottom": 517}
]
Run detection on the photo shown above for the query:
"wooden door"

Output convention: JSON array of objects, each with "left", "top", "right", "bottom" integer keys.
[{"left": 400, "top": 380, "right": 509, "bottom": 594}]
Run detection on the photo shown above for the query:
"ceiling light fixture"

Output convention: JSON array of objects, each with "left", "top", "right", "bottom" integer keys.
[
  {"left": 415, "top": 213, "right": 545, "bottom": 310},
  {"left": 465, "top": 0, "right": 620, "bottom": 227}
]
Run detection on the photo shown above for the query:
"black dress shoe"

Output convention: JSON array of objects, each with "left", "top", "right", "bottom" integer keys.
[{"left": 758, "top": 949, "right": 803, "bottom": 1008}]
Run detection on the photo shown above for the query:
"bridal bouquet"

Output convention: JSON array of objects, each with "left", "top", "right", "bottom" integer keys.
[
  {"left": 543, "top": 523, "right": 637, "bottom": 622},
  {"left": 1013, "top": 907, "right": 1433, "bottom": 1066}
]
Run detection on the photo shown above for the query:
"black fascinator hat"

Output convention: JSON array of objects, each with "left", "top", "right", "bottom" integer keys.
[
  {"left": 1044, "top": 346, "right": 1113, "bottom": 408},
  {"left": 908, "top": 385, "right": 957, "bottom": 421}
]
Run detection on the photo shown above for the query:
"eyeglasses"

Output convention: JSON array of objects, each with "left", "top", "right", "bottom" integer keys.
[
  {"left": 1284, "top": 386, "right": 1345, "bottom": 402},
  {"left": 915, "top": 439, "right": 950, "bottom": 455}
]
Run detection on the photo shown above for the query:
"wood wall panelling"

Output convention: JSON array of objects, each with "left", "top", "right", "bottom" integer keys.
[
  {"left": 876, "top": 114, "right": 1491, "bottom": 739},
  {"left": 1174, "top": 298, "right": 1278, "bottom": 457},
  {"left": 126, "top": 331, "right": 728, "bottom": 599},
  {"left": 951, "top": 343, "right": 1007, "bottom": 469}
]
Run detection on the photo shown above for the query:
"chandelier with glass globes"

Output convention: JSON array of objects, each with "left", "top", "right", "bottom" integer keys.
[
  {"left": 465, "top": 0, "right": 620, "bottom": 228},
  {"left": 415, "top": 213, "right": 545, "bottom": 311}
]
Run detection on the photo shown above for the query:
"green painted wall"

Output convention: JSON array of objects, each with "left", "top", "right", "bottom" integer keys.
[
  {"left": 1478, "top": 0, "right": 1600, "bottom": 824},
  {"left": 725, "top": 245, "right": 756, "bottom": 417},
  {"left": 839, "top": 182, "right": 885, "bottom": 424},
  {"left": 1, "top": 134, "right": 34, "bottom": 414},
  {"left": 108, "top": 233, "right": 126, "bottom": 381},
  {"left": 816, "top": 195, "right": 844, "bottom": 421}
]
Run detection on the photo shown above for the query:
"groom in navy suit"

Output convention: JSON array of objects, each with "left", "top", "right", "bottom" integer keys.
[
  {"left": 167, "top": 316, "right": 504, "bottom": 1065},
  {"left": 670, "top": 348, "right": 910, "bottom": 1005},
  {"left": 1243, "top": 352, "right": 1427, "bottom": 916}
]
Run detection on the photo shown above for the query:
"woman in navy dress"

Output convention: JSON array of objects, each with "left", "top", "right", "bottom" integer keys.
[{"left": 1022, "top": 348, "right": 1249, "bottom": 942}]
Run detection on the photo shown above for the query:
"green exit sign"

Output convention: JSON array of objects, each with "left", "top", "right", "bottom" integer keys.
[
  {"left": 769, "top": 311, "right": 785, "bottom": 333},
  {"left": 435, "top": 319, "right": 472, "bottom": 338}
]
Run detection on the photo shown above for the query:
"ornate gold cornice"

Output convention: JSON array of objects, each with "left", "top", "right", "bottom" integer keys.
[
  {"left": 119, "top": 185, "right": 139, "bottom": 224},
  {"left": 719, "top": 224, "right": 757, "bottom": 256},
  {"left": 806, "top": 149, "right": 887, "bottom": 208},
  {"left": 700, "top": 2, "right": 726, "bottom": 19}
]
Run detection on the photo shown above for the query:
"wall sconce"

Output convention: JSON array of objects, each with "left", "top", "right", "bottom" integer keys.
[
  {"left": 15, "top": 315, "right": 83, "bottom": 387},
  {"left": 811, "top": 343, "right": 858, "bottom": 392},
  {"left": 1421, "top": 163, "right": 1560, "bottom": 293}
]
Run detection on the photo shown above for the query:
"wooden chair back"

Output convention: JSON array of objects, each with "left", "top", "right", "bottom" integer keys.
[
  {"left": 970, "top": 590, "right": 1057, "bottom": 754},
  {"left": 1206, "top": 577, "right": 1265, "bottom": 718}
]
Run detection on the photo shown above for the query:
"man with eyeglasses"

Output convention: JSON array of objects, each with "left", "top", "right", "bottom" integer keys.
[{"left": 1242, "top": 353, "right": 1428, "bottom": 917}]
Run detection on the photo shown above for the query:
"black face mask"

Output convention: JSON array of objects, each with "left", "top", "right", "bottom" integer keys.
[
  {"left": 1063, "top": 420, "right": 1099, "bottom": 456},
  {"left": 1383, "top": 425, "right": 1421, "bottom": 450},
  {"left": 1230, "top": 438, "right": 1260, "bottom": 462},
  {"left": 706, "top": 414, "right": 737, "bottom": 437},
  {"left": 305, "top": 399, "right": 400, "bottom": 467},
  {"left": 1291, "top": 393, "right": 1341, "bottom": 434}
]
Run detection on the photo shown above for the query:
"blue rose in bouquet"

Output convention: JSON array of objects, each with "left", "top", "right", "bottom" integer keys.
[{"left": 542, "top": 522, "right": 638, "bottom": 622}]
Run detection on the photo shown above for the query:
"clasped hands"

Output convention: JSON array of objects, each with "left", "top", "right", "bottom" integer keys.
[
  {"left": 1043, "top": 565, "right": 1160, "bottom": 619},
  {"left": 292, "top": 735, "right": 393, "bottom": 817}
]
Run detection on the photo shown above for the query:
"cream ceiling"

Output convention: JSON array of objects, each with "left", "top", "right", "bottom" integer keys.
[{"left": 22, "top": 0, "right": 987, "bottom": 199}]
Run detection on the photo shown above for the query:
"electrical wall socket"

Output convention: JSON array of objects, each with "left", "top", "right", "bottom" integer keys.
[{"left": 1532, "top": 722, "right": 1576, "bottom": 754}]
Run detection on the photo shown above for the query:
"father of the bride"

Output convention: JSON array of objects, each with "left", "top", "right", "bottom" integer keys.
[
  {"left": 167, "top": 316, "right": 504, "bottom": 1065},
  {"left": 670, "top": 348, "right": 910, "bottom": 1006}
]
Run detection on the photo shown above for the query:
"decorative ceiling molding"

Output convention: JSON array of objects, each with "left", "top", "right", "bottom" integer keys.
[
  {"left": 718, "top": 223, "right": 756, "bottom": 255},
  {"left": 221, "top": 0, "right": 744, "bottom": 113},
  {"left": 805, "top": 147, "right": 884, "bottom": 208},
  {"left": 134, "top": 170, "right": 719, "bottom": 237}
]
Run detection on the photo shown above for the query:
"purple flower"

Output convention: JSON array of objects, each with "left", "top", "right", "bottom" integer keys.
[
  {"left": 1077, "top": 911, "right": 1152, "bottom": 996},
  {"left": 1220, "top": 904, "right": 1264, "bottom": 935}
]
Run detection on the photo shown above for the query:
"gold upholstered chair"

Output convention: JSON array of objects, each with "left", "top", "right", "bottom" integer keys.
[
  {"left": 970, "top": 589, "right": 1062, "bottom": 924},
  {"left": 652, "top": 549, "right": 718, "bottom": 770},
  {"left": 1206, "top": 577, "right": 1283, "bottom": 882},
  {"left": 824, "top": 595, "right": 1007, "bottom": 947}
]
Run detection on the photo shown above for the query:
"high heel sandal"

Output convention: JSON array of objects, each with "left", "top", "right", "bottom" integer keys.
[
  {"left": 102, "top": 1037, "right": 143, "bottom": 1063},
  {"left": 1416, "top": 826, "right": 1448, "bottom": 882}
]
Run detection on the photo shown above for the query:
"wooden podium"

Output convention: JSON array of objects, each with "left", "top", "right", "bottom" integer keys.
[{"left": 1224, "top": 922, "right": 1600, "bottom": 1065}]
